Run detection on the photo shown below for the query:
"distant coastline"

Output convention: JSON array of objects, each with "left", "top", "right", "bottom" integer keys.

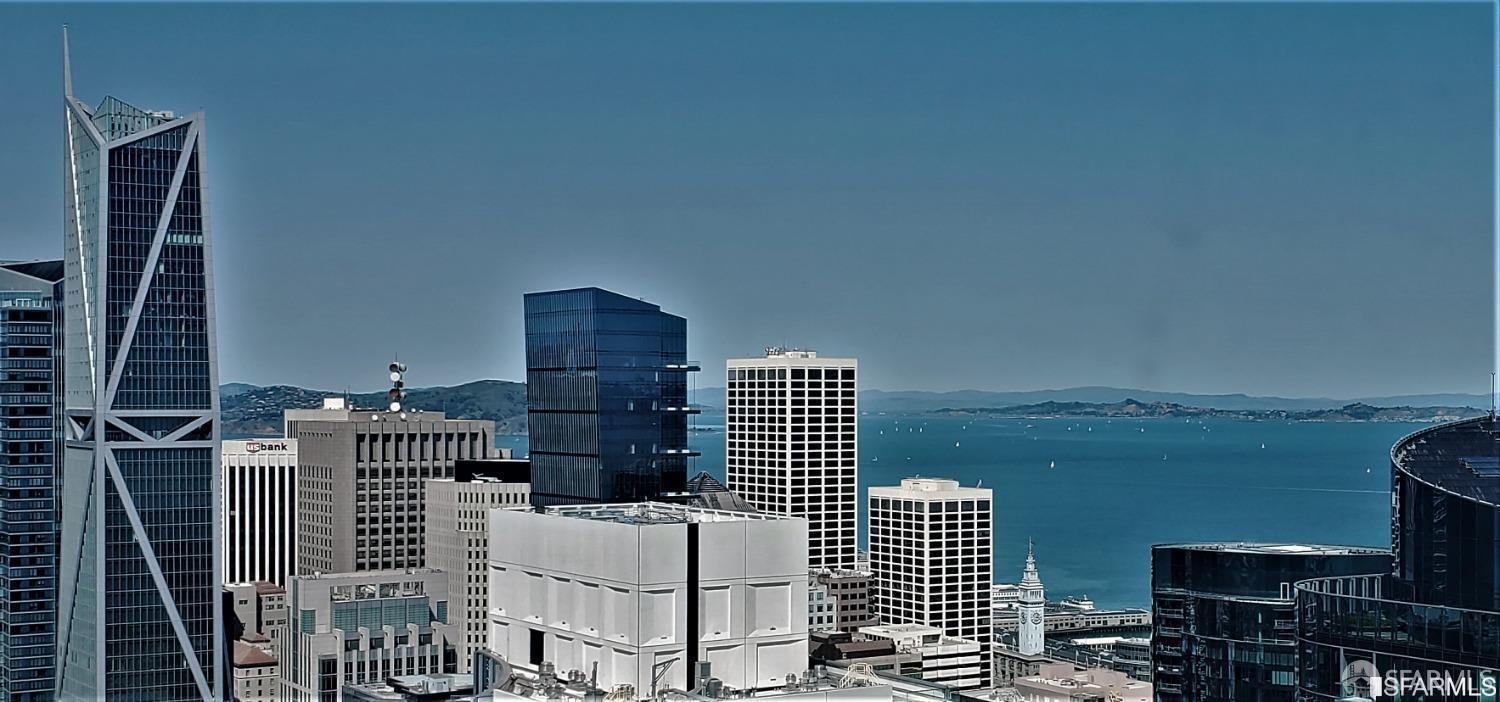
[{"left": 920, "top": 399, "right": 1481, "bottom": 423}]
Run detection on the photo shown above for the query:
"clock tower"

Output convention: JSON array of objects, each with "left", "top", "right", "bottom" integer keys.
[{"left": 1018, "top": 540, "right": 1045, "bottom": 656}]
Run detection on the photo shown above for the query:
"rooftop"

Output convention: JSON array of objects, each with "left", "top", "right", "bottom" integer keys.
[
  {"left": 0, "top": 259, "right": 65, "bottom": 283},
  {"left": 1393, "top": 415, "right": 1500, "bottom": 505},
  {"left": 232, "top": 641, "right": 277, "bottom": 668},
  {"left": 541, "top": 502, "right": 796, "bottom": 525},
  {"left": 870, "top": 478, "right": 991, "bottom": 498},
  {"left": 1154, "top": 542, "right": 1390, "bottom": 556}
]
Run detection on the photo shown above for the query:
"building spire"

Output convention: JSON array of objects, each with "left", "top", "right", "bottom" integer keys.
[
  {"left": 1021, "top": 539, "right": 1041, "bottom": 585},
  {"left": 62, "top": 24, "right": 73, "bottom": 98}
]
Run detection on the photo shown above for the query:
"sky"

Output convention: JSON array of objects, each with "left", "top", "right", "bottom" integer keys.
[{"left": 0, "top": 2, "right": 1492, "bottom": 397}]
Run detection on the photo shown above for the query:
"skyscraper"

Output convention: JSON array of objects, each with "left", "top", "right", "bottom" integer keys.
[
  {"left": 725, "top": 349, "right": 858, "bottom": 570},
  {"left": 221, "top": 438, "right": 299, "bottom": 586},
  {"left": 0, "top": 259, "right": 64, "bottom": 702},
  {"left": 56, "top": 28, "right": 223, "bottom": 701},
  {"left": 868, "top": 477, "right": 993, "bottom": 688},
  {"left": 523, "top": 288, "right": 696, "bottom": 505},
  {"left": 1149, "top": 543, "right": 1389, "bottom": 702},
  {"left": 286, "top": 397, "right": 494, "bottom": 575}
]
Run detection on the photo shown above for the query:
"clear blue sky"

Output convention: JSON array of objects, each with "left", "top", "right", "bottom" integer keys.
[{"left": 0, "top": 2, "right": 1492, "bottom": 397}]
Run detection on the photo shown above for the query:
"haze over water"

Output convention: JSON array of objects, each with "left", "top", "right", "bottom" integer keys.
[{"left": 503, "top": 415, "right": 1423, "bottom": 607}]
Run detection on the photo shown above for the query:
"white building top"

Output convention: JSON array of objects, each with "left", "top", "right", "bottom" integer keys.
[
  {"left": 542, "top": 502, "right": 800, "bottom": 525},
  {"left": 870, "top": 478, "right": 991, "bottom": 500}
]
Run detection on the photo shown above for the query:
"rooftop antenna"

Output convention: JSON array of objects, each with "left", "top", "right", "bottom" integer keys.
[
  {"left": 1491, "top": 372, "right": 1496, "bottom": 419},
  {"left": 62, "top": 24, "right": 73, "bottom": 98},
  {"left": 388, "top": 359, "right": 407, "bottom": 413}
]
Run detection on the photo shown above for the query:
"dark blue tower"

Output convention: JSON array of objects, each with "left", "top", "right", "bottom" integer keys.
[{"left": 524, "top": 288, "right": 697, "bottom": 506}]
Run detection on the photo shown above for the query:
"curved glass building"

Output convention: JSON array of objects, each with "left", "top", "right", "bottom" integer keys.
[
  {"left": 1150, "top": 543, "right": 1391, "bottom": 702},
  {"left": 1294, "top": 416, "right": 1500, "bottom": 701}
]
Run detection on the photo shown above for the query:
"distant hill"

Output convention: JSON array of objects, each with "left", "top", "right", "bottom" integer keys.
[
  {"left": 221, "top": 380, "right": 527, "bottom": 437},
  {"left": 860, "top": 387, "right": 1491, "bottom": 414},
  {"left": 928, "top": 399, "right": 1481, "bottom": 423}
]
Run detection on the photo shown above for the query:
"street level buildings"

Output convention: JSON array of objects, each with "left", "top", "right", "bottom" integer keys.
[
  {"left": 282, "top": 569, "right": 458, "bottom": 701},
  {"left": 859, "top": 624, "right": 986, "bottom": 691},
  {"left": 0, "top": 260, "right": 63, "bottom": 702},
  {"left": 1150, "top": 543, "right": 1390, "bottom": 702},
  {"left": 523, "top": 288, "right": 697, "bottom": 506},
  {"left": 487, "top": 503, "right": 809, "bottom": 697},
  {"left": 725, "top": 349, "right": 858, "bottom": 571},
  {"left": 868, "top": 478, "right": 993, "bottom": 688},
  {"left": 424, "top": 458, "right": 530, "bottom": 673},
  {"left": 57, "top": 32, "right": 224, "bottom": 700},
  {"left": 222, "top": 438, "right": 298, "bottom": 586},
  {"left": 287, "top": 398, "right": 495, "bottom": 575}
]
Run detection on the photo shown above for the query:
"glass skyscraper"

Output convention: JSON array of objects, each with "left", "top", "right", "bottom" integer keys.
[
  {"left": 56, "top": 29, "right": 222, "bottom": 701},
  {"left": 0, "top": 260, "right": 64, "bottom": 702},
  {"left": 523, "top": 288, "right": 697, "bottom": 505}
]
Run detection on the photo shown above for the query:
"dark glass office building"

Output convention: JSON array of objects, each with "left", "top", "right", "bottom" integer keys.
[
  {"left": 1294, "top": 416, "right": 1500, "bottom": 701},
  {"left": 1151, "top": 543, "right": 1391, "bottom": 702},
  {"left": 56, "top": 33, "right": 222, "bottom": 701},
  {"left": 524, "top": 288, "right": 697, "bottom": 505},
  {"left": 0, "top": 260, "right": 64, "bottom": 702}
]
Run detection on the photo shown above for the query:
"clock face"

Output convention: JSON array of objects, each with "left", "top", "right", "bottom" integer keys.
[{"left": 1030, "top": 612, "right": 1043, "bottom": 624}]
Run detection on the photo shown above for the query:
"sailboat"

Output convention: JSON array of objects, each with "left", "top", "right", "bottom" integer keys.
[
  {"left": 1049, "top": 460, "right": 1055, "bottom": 469},
  {"left": 1260, "top": 443, "right": 1266, "bottom": 449},
  {"left": 954, "top": 441, "right": 961, "bottom": 448}
]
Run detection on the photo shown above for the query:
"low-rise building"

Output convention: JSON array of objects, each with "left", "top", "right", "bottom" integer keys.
[
  {"left": 232, "top": 641, "right": 281, "bottom": 702},
  {"left": 859, "top": 624, "right": 985, "bottom": 692},
  {"left": 488, "top": 502, "right": 809, "bottom": 697},
  {"left": 283, "top": 569, "right": 459, "bottom": 701},
  {"left": 816, "top": 570, "right": 875, "bottom": 632},
  {"left": 1010, "top": 662, "right": 1151, "bottom": 702}
]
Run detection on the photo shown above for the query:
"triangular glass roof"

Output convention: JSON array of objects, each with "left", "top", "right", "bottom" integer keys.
[{"left": 91, "top": 95, "right": 171, "bottom": 141}]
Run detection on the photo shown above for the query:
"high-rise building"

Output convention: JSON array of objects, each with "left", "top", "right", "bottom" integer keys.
[
  {"left": 281, "top": 569, "right": 458, "bottom": 701},
  {"left": 423, "top": 458, "right": 530, "bottom": 673},
  {"left": 523, "top": 288, "right": 697, "bottom": 506},
  {"left": 1149, "top": 543, "right": 1390, "bottom": 702},
  {"left": 1294, "top": 417, "right": 1500, "bottom": 700},
  {"left": 221, "top": 438, "right": 298, "bottom": 586},
  {"left": 487, "top": 502, "right": 809, "bottom": 696},
  {"left": 0, "top": 259, "right": 64, "bottom": 702},
  {"left": 57, "top": 29, "right": 223, "bottom": 701},
  {"left": 1016, "top": 543, "right": 1045, "bottom": 657},
  {"left": 286, "top": 398, "right": 495, "bottom": 575},
  {"left": 725, "top": 349, "right": 857, "bottom": 570},
  {"left": 868, "top": 478, "right": 993, "bottom": 687}
]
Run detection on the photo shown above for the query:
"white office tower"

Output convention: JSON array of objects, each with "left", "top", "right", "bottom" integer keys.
[
  {"left": 221, "top": 439, "right": 299, "bottom": 586},
  {"left": 1017, "top": 542, "right": 1045, "bottom": 656},
  {"left": 487, "top": 503, "right": 809, "bottom": 698},
  {"left": 725, "top": 349, "right": 857, "bottom": 570},
  {"left": 868, "top": 478, "right": 993, "bottom": 688},
  {"left": 282, "top": 569, "right": 458, "bottom": 701},
  {"left": 424, "top": 459, "right": 531, "bottom": 673}
]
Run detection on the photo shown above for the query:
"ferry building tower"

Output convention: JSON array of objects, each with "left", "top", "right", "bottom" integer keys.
[{"left": 1018, "top": 541, "right": 1046, "bottom": 656}]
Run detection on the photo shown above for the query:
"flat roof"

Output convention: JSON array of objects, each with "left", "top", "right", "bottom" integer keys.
[
  {"left": 541, "top": 502, "right": 797, "bottom": 525},
  {"left": 1153, "top": 542, "right": 1389, "bottom": 556}
]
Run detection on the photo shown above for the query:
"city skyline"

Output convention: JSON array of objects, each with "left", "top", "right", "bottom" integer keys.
[{"left": 0, "top": 3, "right": 1492, "bottom": 399}]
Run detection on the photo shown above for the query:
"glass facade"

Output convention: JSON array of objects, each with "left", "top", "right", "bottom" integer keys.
[
  {"left": 1294, "top": 417, "right": 1500, "bottom": 701},
  {"left": 523, "top": 288, "right": 694, "bottom": 505},
  {"left": 1150, "top": 544, "right": 1391, "bottom": 702},
  {"left": 58, "top": 89, "right": 220, "bottom": 701},
  {"left": 0, "top": 263, "right": 64, "bottom": 702}
]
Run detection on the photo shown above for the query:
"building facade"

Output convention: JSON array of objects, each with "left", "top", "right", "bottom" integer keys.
[
  {"left": 1149, "top": 543, "right": 1391, "bottom": 702},
  {"left": 725, "top": 349, "right": 857, "bottom": 570},
  {"left": 815, "top": 569, "right": 875, "bottom": 633},
  {"left": 57, "top": 32, "right": 223, "bottom": 700},
  {"left": 424, "top": 458, "right": 530, "bottom": 673},
  {"left": 523, "top": 288, "right": 696, "bottom": 506},
  {"left": 222, "top": 438, "right": 298, "bottom": 586},
  {"left": 1294, "top": 417, "right": 1500, "bottom": 701},
  {"left": 0, "top": 260, "right": 64, "bottom": 702},
  {"left": 282, "top": 569, "right": 458, "bottom": 702},
  {"left": 286, "top": 398, "right": 494, "bottom": 575},
  {"left": 859, "top": 624, "right": 986, "bottom": 691},
  {"left": 868, "top": 478, "right": 993, "bottom": 687},
  {"left": 487, "top": 503, "right": 809, "bottom": 697}
]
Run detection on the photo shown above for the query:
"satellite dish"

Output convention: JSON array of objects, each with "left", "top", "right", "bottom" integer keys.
[
  {"left": 389, "top": 401, "right": 401, "bottom": 412},
  {"left": 390, "top": 371, "right": 402, "bottom": 382}
]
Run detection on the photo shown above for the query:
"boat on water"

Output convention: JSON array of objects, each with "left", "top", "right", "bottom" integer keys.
[
  {"left": 954, "top": 441, "right": 960, "bottom": 448},
  {"left": 1049, "top": 460, "right": 1055, "bottom": 469}
]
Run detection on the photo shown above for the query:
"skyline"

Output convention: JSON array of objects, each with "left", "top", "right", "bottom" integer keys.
[{"left": 1, "top": 3, "right": 1494, "bottom": 398}]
